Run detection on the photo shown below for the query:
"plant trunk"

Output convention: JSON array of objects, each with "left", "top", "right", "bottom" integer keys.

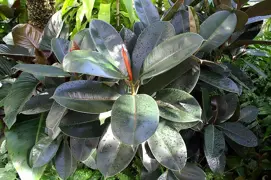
[{"left": 26, "top": 0, "right": 55, "bottom": 30}]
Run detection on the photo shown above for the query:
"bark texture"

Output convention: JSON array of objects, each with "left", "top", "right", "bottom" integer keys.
[{"left": 26, "top": 0, "right": 55, "bottom": 30}]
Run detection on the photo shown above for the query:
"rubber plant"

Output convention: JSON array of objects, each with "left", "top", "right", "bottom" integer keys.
[{"left": 0, "top": 0, "right": 267, "bottom": 179}]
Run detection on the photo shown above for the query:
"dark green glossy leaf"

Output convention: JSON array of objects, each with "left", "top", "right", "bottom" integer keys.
[
  {"left": 5, "top": 118, "right": 46, "bottom": 179},
  {"left": 132, "top": 21, "right": 175, "bottom": 80},
  {"left": 133, "top": 22, "right": 145, "bottom": 36},
  {"left": 235, "top": 10, "right": 248, "bottom": 32},
  {"left": 158, "top": 171, "right": 178, "bottom": 180},
  {"left": 204, "top": 151, "right": 226, "bottom": 174},
  {"left": 167, "top": 120, "right": 200, "bottom": 132},
  {"left": 4, "top": 73, "right": 39, "bottom": 128},
  {"left": 141, "top": 33, "right": 204, "bottom": 80},
  {"left": 70, "top": 137, "right": 99, "bottom": 161},
  {"left": 52, "top": 80, "right": 120, "bottom": 114},
  {"left": 138, "top": 142, "right": 159, "bottom": 172},
  {"left": 200, "top": 11, "right": 237, "bottom": 52},
  {"left": 156, "top": 88, "right": 202, "bottom": 123},
  {"left": 55, "top": 139, "right": 77, "bottom": 179},
  {"left": 30, "top": 136, "right": 61, "bottom": 168},
  {"left": 89, "top": 20, "right": 129, "bottom": 76},
  {"left": 161, "top": 0, "right": 184, "bottom": 21},
  {"left": 200, "top": 70, "right": 239, "bottom": 94},
  {"left": 244, "top": 49, "right": 270, "bottom": 57},
  {"left": 63, "top": 50, "right": 125, "bottom": 79},
  {"left": 0, "top": 57, "right": 15, "bottom": 78},
  {"left": 46, "top": 102, "right": 67, "bottom": 140},
  {"left": 21, "top": 89, "right": 54, "bottom": 115},
  {"left": 224, "top": 62, "right": 254, "bottom": 89},
  {"left": 172, "top": 163, "right": 206, "bottom": 180},
  {"left": 0, "top": 44, "right": 35, "bottom": 62},
  {"left": 0, "top": 82, "right": 12, "bottom": 102},
  {"left": 12, "top": 24, "right": 42, "bottom": 49},
  {"left": 71, "top": 29, "right": 96, "bottom": 50},
  {"left": 14, "top": 64, "right": 70, "bottom": 77},
  {"left": 82, "top": 149, "right": 97, "bottom": 169},
  {"left": 246, "top": 15, "right": 271, "bottom": 25},
  {"left": 245, "top": 0, "right": 271, "bottom": 18},
  {"left": 51, "top": 38, "right": 70, "bottom": 63},
  {"left": 202, "top": 60, "right": 230, "bottom": 76},
  {"left": 167, "top": 59, "right": 200, "bottom": 93},
  {"left": 171, "top": 10, "right": 189, "bottom": 34},
  {"left": 217, "top": 122, "right": 258, "bottom": 147},
  {"left": 60, "top": 111, "right": 110, "bottom": 138},
  {"left": 141, "top": 167, "right": 162, "bottom": 180},
  {"left": 148, "top": 122, "right": 187, "bottom": 171},
  {"left": 111, "top": 94, "right": 159, "bottom": 145},
  {"left": 238, "top": 105, "right": 258, "bottom": 124},
  {"left": 97, "top": 125, "right": 137, "bottom": 177},
  {"left": 120, "top": 27, "right": 137, "bottom": 56},
  {"left": 201, "top": 88, "right": 211, "bottom": 123},
  {"left": 39, "top": 11, "right": 66, "bottom": 50},
  {"left": 204, "top": 125, "right": 225, "bottom": 158},
  {"left": 134, "top": 0, "right": 160, "bottom": 27},
  {"left": 139, "top": 57, "right": 198, "bottom": 95}
]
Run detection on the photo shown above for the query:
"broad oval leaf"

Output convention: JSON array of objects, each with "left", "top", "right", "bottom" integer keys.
[
  {"left": 4, "top": 72, "right": 39, "bottom": 128},
  {"left": 82, "top": 149, "right": 97, "bottom": 169},
  {"left": 120, "top": 27, "right": 137, "bottom": 56},
  {"left": 156, "top": 88, "right": 202, "bottom": 123},
  {"left": 52, "top": 80, "right": 120, "bottom": 114},
  {"left": 167, "top": 59, "right": 200, "bottom": 93},
  {"left": 238, "top": 105, "right": 258, "bottom": 124},
  {"left": 172, "top": 163, "right": 206, "bottom": 180},
  {"left": 141, "top": 33, "right": 204, "bottom": 80},
  {"left": 132, "top": 21, "right": 175, "bottom": 80},
  {"left": 60, "top": 111, "right": 110, "bottom": 138},
  {"left": 204, "top": 125, "right": 225, "bottom": 158},
  {"left": 158, "top": 171, "right": 178, "bottom": 180},
  {"left": 70, "top": 137, "right": 99, "bottom": 161},
  {"left": 0, "top": 44, "right": 35, "bottom": 62},
  {"left": 51, "top": 38, "right": 70, "bottom": 63},
  {"left": 55, "top": 139, "right": 77, "bottom": 179},
  {"left": 171, "top": 10, "right": 189, "bottom": 34},
  {"left": 204, "top": 151, "right": 226, "bottom": 174},
  {"left": 97, "top": 125, "right": 137, "bottom": 177},
  {"left": 21, "top": 89, "right": 54, "bottom": 115},
  {"left": 46, "top": 102, "right": 67, "bottom": 140},
  {"left": 30, "top": 136, "right": 61, "bottom": 168},
  {"left": 134, "top": 0, "right": 160, "bottom": 27},
  {"left": 71, "top": 29, "right": 96, "bottom": 50},
  {"left": 63, "top": 50, "right": 125, "bottom": 79},
  {"left": 224, "top": 62, "right": 254, "bottom": 90},
  {"left": 133, "top": 22, "right": 145, "bottom": 36},
  {"left": 5, "top": 118, "right": 46, "bottom": 180},
  {"left": 200, "top": 70, "right": 239, "bottom": 94},
  {"left": 39, "top": 11, "right": 67, "bottom": 50},
  {"left": 200, "top": 11, "right": 237, "bottom": 52},
  {"left": 111, "top": 94, "right": 159, "bottom": 145},
  {"left": 217, "top": 122, "right": 258, "bottom": 147},
  {"left": 12, "top": 24, "right": 42, "bottom": 49},
  {"left": 138, "top": 142, "right": 159, "bottom": 172},
  {"left": 148, "top": 122, "right": 187, "bottom": 171},
  {"left": 139, "top": 57, "right": 198, "bottom": 95},
  {"left": 89, "top": 20, "right": 128, "bottom": 76},
  {"left": 14, "top": 64, "right": 70, "bottom": 77},
  {"left": 245, "top": 0, "right": 271, "bottom": 18}
]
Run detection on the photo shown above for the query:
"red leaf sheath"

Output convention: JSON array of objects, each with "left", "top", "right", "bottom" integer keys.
[
  {"left": 121, "top": 47, "right": 133, "bottom": 81},
  {"left": 70, "top": 41, "right": 80, "bottom": 52}
]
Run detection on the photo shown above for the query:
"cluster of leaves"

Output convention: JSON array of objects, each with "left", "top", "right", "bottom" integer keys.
[
  {"left": 0, "top": 0, "right": 27, "bottom": 42},
  {"left": 55, "top": 0, "right": 139, "bottom": 37},
  {"left": 0, "top": 0, "right": 271, "bottom": 179}
]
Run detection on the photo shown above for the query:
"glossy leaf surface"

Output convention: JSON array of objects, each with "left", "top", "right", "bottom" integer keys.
[
  {"left": 111, "top": 94, "right": 159, "bottom": 145},
  {"left": 52, "top": 80, "right": 120, "bottom": 114},
  {"left": 148, "top": 122, "right": 187, "bottom": 171},
  {"left": 97, "top": 126, "right": 137, "bottom": 177}
]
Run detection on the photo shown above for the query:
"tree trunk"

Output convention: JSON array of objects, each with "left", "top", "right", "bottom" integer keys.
[{"left": 26, "top": 0, "right": 55, "bottom": 30}]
